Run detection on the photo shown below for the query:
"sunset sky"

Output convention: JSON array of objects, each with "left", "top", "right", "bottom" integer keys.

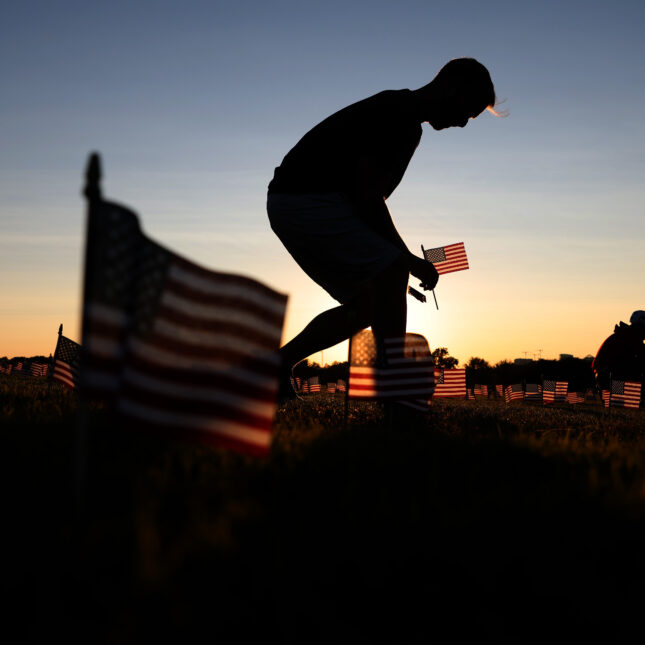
[{"left": 2, "top": 0, "right": 644, "bottom": 366}]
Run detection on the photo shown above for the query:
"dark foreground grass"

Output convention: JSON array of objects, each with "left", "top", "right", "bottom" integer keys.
[{"left": 3, "top": 377, "right": 645, "bottom": 643}]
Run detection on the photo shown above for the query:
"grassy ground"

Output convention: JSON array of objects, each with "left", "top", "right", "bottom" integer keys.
[{"left": 2, "top": 377, "right": 645, "bottom": 643}]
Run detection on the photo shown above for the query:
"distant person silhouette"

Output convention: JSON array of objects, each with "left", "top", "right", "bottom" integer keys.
[
  {"left": 593, "top": 310, "right": 645, "bottom": 390},
  {"left": 267, "top": 57, "right": 499, "bottom": 399}
]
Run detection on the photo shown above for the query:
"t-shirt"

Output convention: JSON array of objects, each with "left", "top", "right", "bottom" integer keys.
[{"left": 268, "top": 89, "right": 422, "bottom": 199}]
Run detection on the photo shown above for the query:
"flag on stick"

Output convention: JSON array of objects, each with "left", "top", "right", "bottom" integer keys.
[
  {"left": 30, "top": 363, "right": 49, "bottom": 377},
  {"left": 524, "top": 383, "right": 541, "bottom": 402},
  {"left": 80, "top": 154, "right": 287, "bottom": 455},
  {"left": 348, "top": 330, "right": 434, "bottom": 409},
  {"left": 505, "top": 383, "right": 524, "bottom": 403},
  {"left": 433, "top": 368, "right": 466, "bottom": 398},
  {"left": 555, "top": 381, "right": 569, "bottom": 403},
  {"left": 422, "top": 242, "right": 469, "bottom": 275},
  {"left": 53, "top": 333, "right": 81, "bottom": 390},
  {"left": 609, "top": 381, "right": 641, "bottom": 409},
  {"left": 542, "top": 380, "right": 568, "bottom": 404},
  {"left": 566, "top": 391, "right": 584, "bottom": 404}
]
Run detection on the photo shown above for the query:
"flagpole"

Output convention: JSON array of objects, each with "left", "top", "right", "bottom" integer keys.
[
  {"left": 420, "top": 245, "right": 438, "bottom": 310},
  {"left": 76, "top": 152, "right": 103, "bottom": 518},
  {"left": 343, "top": 313, "right": 356, "bottom": 432},
  {"left": 47, "top": 324, "right": 63, "bottom": 397}
]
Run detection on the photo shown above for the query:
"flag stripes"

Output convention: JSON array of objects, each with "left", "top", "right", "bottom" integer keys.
[
  {"left": 53, "top": 335, "right": 81, "bottom": 389},
  {"left": 81, "top": 196, "right": 287, "bottom": 455},
  {"left": 422, "top": 242, "right": 469, "bottom": 275},
  {"left": 610, "top": 381, "right": 641, "bottom": 409},
  {"left": 433, "top": 368, "right": 466, "bottom": 398},
  {"left": 348, "top": 331, "right": 434, "bottom": 403}
]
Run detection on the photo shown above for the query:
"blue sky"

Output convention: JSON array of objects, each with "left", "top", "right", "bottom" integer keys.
[{"left": 2, "top": 0, "right": 644, "bottom": 364}]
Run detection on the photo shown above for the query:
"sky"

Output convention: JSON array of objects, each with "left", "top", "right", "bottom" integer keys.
[{"left": 2, "top": 0, "right": 644, "bottom": 366}]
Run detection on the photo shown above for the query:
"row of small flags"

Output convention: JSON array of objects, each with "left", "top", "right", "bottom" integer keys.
[
  {"left": 292, "top": 367, "right": 642, "bottom": 411},
  {"left": 0, "top": 361, "right": 50, "bottom": 377},
  {"left": 290, "top": 377, "right": 348, "bottom": 394}
]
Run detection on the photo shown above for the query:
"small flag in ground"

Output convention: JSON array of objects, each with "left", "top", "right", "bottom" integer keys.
[
  {"left": 610, "top": 381, "right": 641, "bottom": 409},
  {"left": 474, "top": 384, "right": 488, "bottom": 398},
  {"left": 302, "top": 380, "right": 310, "bottom": 394},
  {"left": 495, "top": 384, "right": 503, "bottom": 398},
  {"left": 53, "top": 335, "right": 81, "bottom": 389},
  {"left": 348, "top": 330, "right": 434, "bottom": 409},
  {"left": 308, "top": 376, "right": 321, "bottom": 393},
  {"left": 525, "top": 383, "right": 541, "bottom": 402},
  {"left": 601, "top": 389, "right": 610, "bottom": 407},
  {"left": 327, "top": 382, "right": 336, "bottom": 393},
  {"left": 336, "top": 379, "right": 347, "bottom": 393},
  {"left": 422, "top": 242, "right": 469, "bottom": 275},
  {"left": 0, "top": 364, "right": 12, "bottom": 375},
  {"left": 505, "top": 383, "right": 524, "bottom": 403},
  {"left": 542, "top": 380, "right": 556, "bottom": 405},
  {"left": 555, "top": 381, "right": 568, "bottom": 403},
  {"left": 30, "top": 363, "right": 49, "bottom": 377},
  {"left": 467, "top": 388, "right": 475, "bottom": 400},
  {"left": 566, "top": 391, "right": 584, "bottom": 404},
  {"left": 433, "top": 368, "right": 466, "bottom": 398},
  {"left": 80, "top": 175, "right": 287, "bottom": 455}
]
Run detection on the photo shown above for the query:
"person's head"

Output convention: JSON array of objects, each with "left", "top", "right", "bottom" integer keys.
[
  {"left": 630, "top": 310, "right": 645, "bottom": 338},
  {"left": 418, "top": 57, "right": 499, "bottom": 130}
]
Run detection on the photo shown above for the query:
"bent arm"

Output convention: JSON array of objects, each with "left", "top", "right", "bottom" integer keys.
[{"left": 353, "top": 155, "right": 438, "bottom": 289}]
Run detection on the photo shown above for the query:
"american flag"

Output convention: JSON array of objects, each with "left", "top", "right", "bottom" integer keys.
[
  {"left": 601, "top": 389, "right": 610, "bottom": 408},
  {"left": 467, "top": 388, "right": 475, "bottom": 400},
  {"left": 495, "top": 384, "right": 503, "bottom": 398},
  {"left": 542, "top": 380, "right": 556, "bottom": 404},
  {"left": 327, "top": 382, "right": 336, "bottom": 394},
  {"left": 524, "top": 383, "right": 541, "bottom": 402},
  {"left": 566, "top": 391, "right": 584, "bottom": 404},
  {"left": 30, "top": 363, "right": 49, "bottom": 377},
  {"left": 14, "top": 361, "right": 24, "bottom": 373},
  {"left": 610, "top": 381, "right": 641, "bottom": 409},
  {"left": 433, "top": 368, "right": 466, "bottom": 398},
  {"left": 0, "top": 364, "right": 12, "bottom": 375},
  {"left": 336, "top": 379, "right": 347, "bottom": 393},
  {"left": 505, "top": 383, "right": 524, "bottom": 403},
  {"left": 422, "top": 242, "right": 469, "bottom": 275},
  {"left": 308, "top": 376, "right": 321, "bottom": 393},
  {"left": 80, "top": 196, "right": 287, "bottom": 456},
  {"left": 555, "top": 381, "right": 568, "bottom": 403},
  {"left": 302, "top": 380, "right": 310, "bottom": 394},
  {"left": 474, "top": 384, "right": 488, "bottom": 398},
  {"left": 348, "top": 331, "right": 434, "bottom": 407},
  {"left": 53, "top": 335, "right": 81, "bottom": 389}
]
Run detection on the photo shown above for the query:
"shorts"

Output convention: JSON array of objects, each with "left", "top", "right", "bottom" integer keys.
[{"left": 267, "top": 192, "right": 403, "bottom": 304}]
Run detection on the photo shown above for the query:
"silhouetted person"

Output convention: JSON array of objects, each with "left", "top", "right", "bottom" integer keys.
[
  {"left": 267, "top": 57, "right": 498, "bottom": 398},
  {"left": 593, "top": 310, "right": 645, "bottom": 390}
]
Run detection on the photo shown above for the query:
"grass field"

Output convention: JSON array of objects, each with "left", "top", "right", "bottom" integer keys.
[{"left": 3, "top": 375, "right": 645, "bottom": 643}]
